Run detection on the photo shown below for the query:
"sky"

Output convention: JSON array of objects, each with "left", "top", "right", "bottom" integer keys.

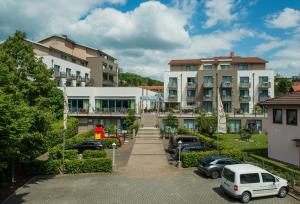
[{"left": 0, "top": 0, "right": 300, "bottom": 80}]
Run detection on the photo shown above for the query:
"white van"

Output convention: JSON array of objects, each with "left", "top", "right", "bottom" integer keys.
[{"left": 220, "top": 164, "right": 289, "bottom": 203}]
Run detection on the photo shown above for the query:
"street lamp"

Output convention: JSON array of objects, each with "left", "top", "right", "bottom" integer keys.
[
  {"left": 177, "top": 140, "right": 182, "bottom": 168},
  {"left": 112, "top": 143, "right": 117, "bottom": 172}
]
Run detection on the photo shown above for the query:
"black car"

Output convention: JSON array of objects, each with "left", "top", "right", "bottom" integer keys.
[
  {"left": 66, "top": 140, "right": 105, "bottom": 153},
  {"left": 173, "top": 144, "right": 207, "bottom": 160},
  {"left": 197, "top": 156, "right": 241, "bottom": 179},
  {"left": 168, "top": 135, "right": 202, "bottom": 153}
]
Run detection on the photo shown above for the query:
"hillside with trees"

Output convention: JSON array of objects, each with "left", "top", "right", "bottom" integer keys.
[{"left": 118, "top": 72, "right": 163, "bottom": 87}]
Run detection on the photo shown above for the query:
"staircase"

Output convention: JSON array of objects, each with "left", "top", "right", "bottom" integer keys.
[
  {"left": 141, "top": 113, "right": 158, "bottom": 127},
  {"left": 136, "top": 127, "right": 160, "bottom": 139}
]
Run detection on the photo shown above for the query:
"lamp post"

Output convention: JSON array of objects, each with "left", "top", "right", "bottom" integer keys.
[
  {"left": 112, "top": 143, "right": 117, "bottom": 172},
  {"left": 177, "top": 140, "right": 182, "bottom": 168}
]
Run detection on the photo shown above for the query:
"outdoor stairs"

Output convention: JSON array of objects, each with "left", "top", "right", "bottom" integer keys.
[
  {"left": 141, "top": 113, "right": 158, "bottom": 127},
  {"left": 136, "top": 127, "right": 160, "bottom": 139}
]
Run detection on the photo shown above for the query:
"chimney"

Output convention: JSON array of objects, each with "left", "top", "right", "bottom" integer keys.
[{"left": 230, "top": 51, "right": 235, "bottom": 57}]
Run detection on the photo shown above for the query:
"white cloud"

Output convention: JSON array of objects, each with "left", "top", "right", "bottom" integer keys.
[
  {"left": 266, "top": 8, "right": 300, "bottom": 29},
  {"left": 203, "top": 0, "right": 237, "bottom": 28}
]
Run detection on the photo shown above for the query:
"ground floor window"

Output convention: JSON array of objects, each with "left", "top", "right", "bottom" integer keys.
[
  {"left": 184, "top": 119, "right": 196, "bottom": 131},
  {"left": 246, "top": 120, "right": 262, "bottom": 132},
  {"left": 95, "top": 99, "right": 135, "bottom": 113},
  {"left": 228, "top": 120, "right": 241, "bottom": 133}
]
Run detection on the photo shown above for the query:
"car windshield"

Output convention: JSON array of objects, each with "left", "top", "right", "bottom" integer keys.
[
  {"left": 200, "top": 157, "right": 216, "bottom": 166},
  {"left": 222, "top": 168, "right": 235, "bottom": 182}
]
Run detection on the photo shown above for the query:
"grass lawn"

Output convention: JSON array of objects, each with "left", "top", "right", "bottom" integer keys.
[{"left": 214, "top": 133, "right": 268, "bottom": 150}]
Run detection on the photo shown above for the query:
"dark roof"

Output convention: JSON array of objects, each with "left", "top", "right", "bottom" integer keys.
[
  {"left": 169, "top": 59, "right": 201, "bottom": 65},
  {"left": 260, "top": 91, "right": 300, "bottom": 106}
]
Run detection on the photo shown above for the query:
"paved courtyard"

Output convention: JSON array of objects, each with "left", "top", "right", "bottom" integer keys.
[{"left": 2, "top": 128, "right": 298, "bottom": 204}]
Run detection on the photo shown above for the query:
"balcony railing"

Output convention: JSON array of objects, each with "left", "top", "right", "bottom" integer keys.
[
  {"left": 239, "top": 96, "right": 251, "bottom": 102},
  {"left": 259, "top": 95, "right": 270, "bottom": 101},
  {"left": 203, "top": 95, "right": 213, "bottom": 101},
  {"left": 259, "top": 82, "right": 271, "bottom": 89},
  {"left": 187, "top": 82, "right": 196, "bottom": 89},
  {"left": 203, "top": 82, "right": 213, "bottom": 88},
  {"left": 168, "top": 95, "right": 177, "bottom": 102},
  {"left": 222, "top": 81, "right": 233, "bottom": 88},
  {"left": 54, "top": 71, "right": 67, "bottom": 78},
  {"left": 221, "top": 95, "right": 232, "bottom": 101},
  {"left": 168, "top": 83, "right": 178, "bottom": 89},
  {"left": 239, "top": 82, "right": 251, "bottom": 89}
]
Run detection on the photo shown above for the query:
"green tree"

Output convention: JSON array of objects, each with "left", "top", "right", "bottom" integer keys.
[
  {"left": 123, "top": 109, "right": 137, "bottom": 132},
  {"left": 118, "top": 72, "right": 163, "bottom": 87},
  {"left": 164, "top": 113, "right": 178, "bottom": 135},
  {"left": 196, "top": 111, "right": 217, "bottom": 137},
  {"left": 275, "top": 78, "right": 292, "bottom": 96},
  {"left": 0, "top": 31, "right": 63, "bottom": 182}
]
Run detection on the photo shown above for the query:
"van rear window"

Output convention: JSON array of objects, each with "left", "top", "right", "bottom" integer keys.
[{"left": 222, "top": 168, "right": 235, "bottom": 182}]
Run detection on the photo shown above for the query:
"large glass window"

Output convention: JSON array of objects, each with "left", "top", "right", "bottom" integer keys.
[
  {"left": 184, "top": 119, "right": 196, "bottom": 130},
  {"left": 222, "top": 89, "right": 231, "bottom": 97},
  {"left": 169, "top": 77, "right": 177, "bottom": 86},
  {"left": 273, "top": 109, "right": 282, "bottom": 124},
  {"left": 228, "top": 120, "right": 241, "bottom": 133},
  {"left": 240, "top": 103, "right": 249, "bottom": 113},
  {"left": 224, "top": 102, "right": 232, "bottom": 113},
  {"left": 240, "top": 173, "right": 260, "bottom": 184},
  {"left": 203, "top": 101, "right": 213, "bottom": 113},
  {"left": 287, "top": 109, "right": 297, "bottom": 125},
  {"left": 240, "top": 89, "right": 249, "bottom": 97}
]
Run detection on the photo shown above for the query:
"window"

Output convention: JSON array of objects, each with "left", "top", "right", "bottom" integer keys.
[
  {"left": 204, "top": 89, "right": 212, "bottom": 97},
  {"left": 259, "top": 76, "right": 269, "bottom": 83},
  {"left": 240, "top": 77, "right": 249, "bottom": 84},
  {"left": 247, "top": 120, "right": 262, "bottom": 132},
  {"left": 240, "top": 103, "right": 249, "bottom": 113},
  {"left": 102, "top": 63, "right": 107, "bottom": 70},
  {"left": 186, "top": 65, "right": 197, "bottom": 71},
  {"left": 217, "top": 160, "right": 226, "bottom": 164},
  {"left": 222, "top": 89, "right": 231, "bottom": 97},
  {"left": 85, "top": 73, "right": 89, "bottom": 80},
  {"left": 287, "top": 109, "right": 297, "bottom": 125},
  {"left": 203, "top": 64, "right": 213, "bottom": 70},
  {"left": 109, "top": 75, "right": 114, "bottom": 81},
  {"left": 222, "top": 76, "right": 232, "bottom": 83},
  {"left": 223, "top": 102, "right": 232, "bottom": 113},
  {"left": 273, "top": 109, "right": 282, "bottom": 124},
  {"left": 238, "top": 64, "right": 248, "bottom": 70},
  {"left": 187, "top": 77, "right": 196, "bottom": 85},
  {"left": 220, "top": 64, "right": 230, "bottom": 70},
  {"left": 60, "top": 54, "right": 67, "bottom": 60},
  {"left": 184, "top": 119, "right": 196, "bottom": 130},
  {"left": 240, "top": 89, "right": 249, "bottom": 97},
  {"left": 187, "top": 102, "right": 195, "bottom": 106},
  {"left": 240, "top": 173, "right": 260, "bottom": 184},
  {"left": 169, "top": 77, "right": 177, "bottom": 85},
  {"left": 222, "top": 168, "right": 235, "bottom": 182},
  {"left": 204, "top": 76, "right": 213, "bottom": 84},
  {"left": 66, "top": 68, "right": 71, "bottom": 77},
  {"left": 187, "top": 90, "right": 196, "bottom": 97},
  {"left": 228, "top": 120, "right": 241, "bottom": 133},
  {"left": 203, "top": 102, "right": 213, "bottom": 113},
  {"left": 169, "top": 90, "right": 177, "bottom": 97},
  {"left": 262, "top": 173, "right": 275, "bottom": 183}
]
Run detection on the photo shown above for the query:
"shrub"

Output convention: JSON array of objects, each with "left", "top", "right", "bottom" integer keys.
[
  {"left": 83, "top": 150, "right": 106, "bottom": 159},
  {"left": 242, "top": 148, "right": 268, "bottom": 157},
  {"left": 177, "top": 128, "right": 215, "bottom": 147},
  {"left": 23, "top": 160, "right": 60, "bottom": 175},
  {"left": 181, "top": 149, "right": 244, "bottom": 168},
  {"left": 49, "top": 144, "right": 63, "bottom": 160},
  {"left": 64, "top": 158, "right": 112, "bottom": 174},
  {"left": 64, "top": 150, "right": 78, "bottom": 160},
  {"left": 101, "top": 138, "right": 120, "bottom": 149}
]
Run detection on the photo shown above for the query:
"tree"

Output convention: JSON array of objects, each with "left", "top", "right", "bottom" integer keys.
[
  {"left": 275, "top": 78, "right": 292, "bottom": 96},
  {"left": 0, "top": 31, "right": 63, "bottom": 183},
  {"left": 118, "top": 72, "right": 163, "bottom": 87},
  {"left": 123, "top": 109, "right": 137, "bottom": 132},
  {"left": 196, "top": 111, "right": 217, "bottom": 137},
  {"left": 164, "top": 113, "right": 178, "bottom": 135}
]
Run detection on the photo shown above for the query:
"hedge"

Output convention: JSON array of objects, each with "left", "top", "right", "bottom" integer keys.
[
  {"left": 247, "top": 154, "right": 300, "bottom": 185},
  {"left": 101, "top": 138, "right": 120, "bottom": 149},
  {"left": 47, "top": 117, "right": 79, "bottom": 148},
  {"left": 181, "top": 148, "right": 245, "bottom": 168},
  {"left": 23, "top": 160, "right": 61, "bottom": 175},
  {"left": 64, "top": 158, "right": 112, "bottom": 174},
  {"left": 177, "top": 128, "right": 215, "bottom": 146},
  {"left": 242, "top": 148, "right": 268, "bottom": 157},
  {"left": 83, "top": 150, "right": 106, "bottom": 159}
]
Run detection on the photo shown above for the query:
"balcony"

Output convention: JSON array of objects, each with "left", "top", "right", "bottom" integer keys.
[
  {"left": 239, "top": 95, "right": 251, "bottom": 102},
  {"left": 259, "top": 95, "right": 270, "bottom": 102},
  {"left": 168, "top": 95, "right": 177, "bottom": 102},
  {"left": 222, "top": 95, "right": 232, "bottom": 101},
  {"left": 103, "top": 68, "right": 117, "bottom": 75},
  {"left": 222, "top": 81, "right": 233, "bottom": 88},
  {"left": 259, "top": 82, "right": 271, "bottom": 89},
  {"left": 187, "top": 82, "right": 196, "bottom": 89},
  {"left": 168, "top": 83, "right": 178, "bottom": 90},
  {"left": 186, "top": 95, "right": 196, "bottom": 101},
  {"left": 203, "top": 95, "right": 213, "bottom": 101},
  {"left": 239, "top": 82, "right": 251, "bottom": 89},
  {"left": 203, "top": 82, "right": 214, "bottom": 88},
  {"left": 54, "top": 71, "right": 67, "bottom": 78}
]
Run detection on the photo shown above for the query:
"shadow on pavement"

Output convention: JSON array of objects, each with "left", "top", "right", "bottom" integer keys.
[{"left": 212, "top": 187, "right": 238, "bottom": 203}]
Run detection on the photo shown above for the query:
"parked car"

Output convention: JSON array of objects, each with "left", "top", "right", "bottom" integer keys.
[
  {"left": 173, "top": 144, "right": 208, "bottom": 160},
  {"left": 198, "top": 156, "right": 241, "bottom": 179},
  {"left": 221, "top": 164, "right": 289, "bottom": 203},
  {"left": 168, "top": 135, "right": 202, "bottom": 153},
  {"left": 66, "top": 140, "right": 105, "bottom": 153}
]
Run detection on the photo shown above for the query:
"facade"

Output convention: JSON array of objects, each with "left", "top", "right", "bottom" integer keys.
[
  {"left": 163, "top": 52, "right": 274, "bottom": 132},
  {"left": 61, "top": 87, "right": 157, "bottom": 132},
  {"left": 27, "top": 35, "right": 118, "bottom": 87},
  {"left": 261, "top": 91, "right": 300, "bottom": 167}
]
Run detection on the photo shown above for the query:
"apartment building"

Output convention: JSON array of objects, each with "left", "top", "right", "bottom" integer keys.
[
  {"left": 27, "top": 35, "right": 118, "bottom": 87},
  {"left": 60, "top": 87, "right": 157, "bottom": 132},
  {"left": 163, "top": 52, "right": 274, "bottom": 132}
]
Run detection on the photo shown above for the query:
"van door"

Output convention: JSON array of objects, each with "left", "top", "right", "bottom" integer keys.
[
  {"left": 240, "top": 173, "right": 262, "bottom": 197},
  {"left": 260, "top": 173, "right": 279, "bottom": 195}
]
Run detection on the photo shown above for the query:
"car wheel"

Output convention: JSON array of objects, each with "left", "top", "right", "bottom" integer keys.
[
  {"left": 211, "top": 171, "right": 219, "bottom": 179},
  {"left": 240, "top": 191, "right": 251, "bottom": 203},
  {"left": 278, "top": 187, "right": 287, "bottom": 198}
]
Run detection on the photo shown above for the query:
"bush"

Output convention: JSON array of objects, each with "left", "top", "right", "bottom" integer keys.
[
  {"left": 242, "top": 148, "right": 268, "bottom": 157},
  {"left": 64, "top": 158, "right": 112, "bottom": 174},
  {"left": 181, "top": 149, "right": 244, "bottom": 168},
  {"left": 49, "top": 144, "right": 63, "bottom": 160},
  {"left": 101, "top": 138, "right": 120, "bottom": 149},
  {"left": 247, "top": 154, "right": 300, "bottom": 185},
  {"left": 64, "top": 150, "right": 78, "bottom": 160},
  {"left": 83, "top": 150, "right": 106, "bottom": 159},
  {"left": 23, "top": 160, "right": 60, "bottom": 175},
  {"left": 177, "top": 128, "right": 215, "bottom": 146}
]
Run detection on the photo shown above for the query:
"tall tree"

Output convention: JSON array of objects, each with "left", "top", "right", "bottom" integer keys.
[
  {"left": 275, "top": 78, "right": 292, "bottom": 96},
  {"left": 0, "top": 31, "right": 63, "bottom": 182}
]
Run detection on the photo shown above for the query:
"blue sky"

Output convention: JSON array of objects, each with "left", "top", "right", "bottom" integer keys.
[{"left": 0, "top": 0, "right": 300, "bottom": 79}]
